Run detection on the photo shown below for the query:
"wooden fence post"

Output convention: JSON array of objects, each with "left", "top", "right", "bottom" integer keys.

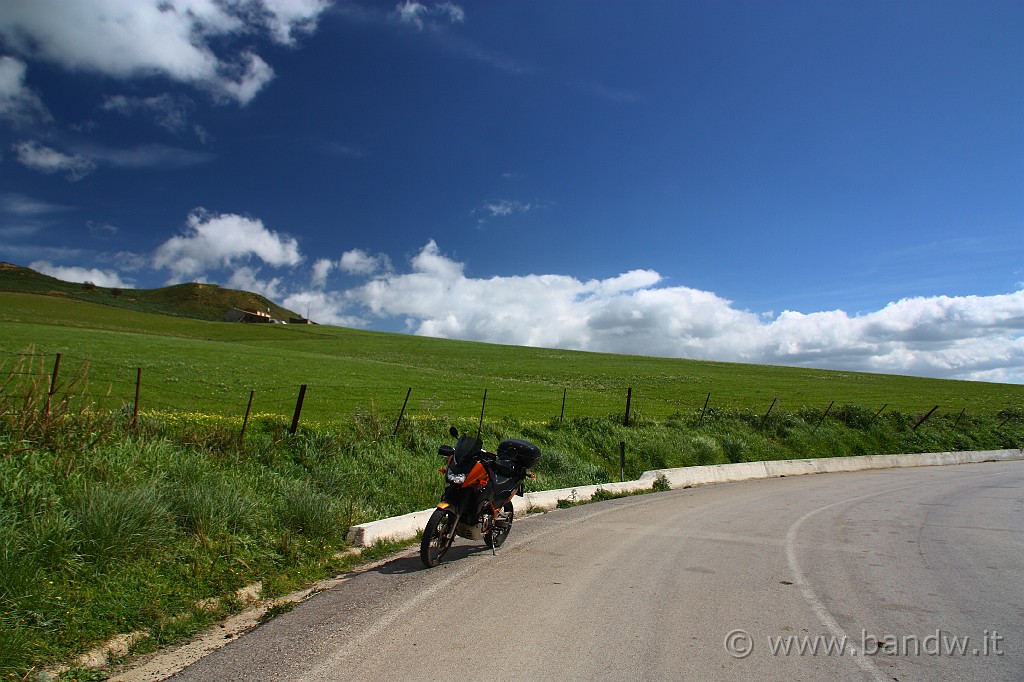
[
  {"left": 758, "top": 397, "right": 778, "bottom": 431},
  {"left": 394, "top": 387, "right": 412, "bottom": 435},
  {"left": 476, "top": 389, "right": 487, "bottom": 437},
  {"left": 698, "top": 392, "right": 710, "bottom": 426},
  {"left": 912, "top": 405, "right": 939, "bottom": 431},
  {"left": 813, "top": 400, "right": 834, "bottom": 433},
  {"left": 133, "top": 367, "right": 141, "bottom": 430},
  {"left": 289, "top": 384, "right": 307, "bottom": 435},
  {"left": 952, "top": 407, "right": 965, "bottom": 431},
  {"left": 559, "top": 388, "right": 567, "bottom": 426},
  {"left": 240, "top": 389, "right": 255, "bottom": 444},
  {"left": 44, "top": 352, "right": 61, "bottom": 417},
  {"left": 624, "top": 387, "right": 632, "bottom": 427},
  {"left": 868, "top": 403, "right": 888, "bottom": 425}
]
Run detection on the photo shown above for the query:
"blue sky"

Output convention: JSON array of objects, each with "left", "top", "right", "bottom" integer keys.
[{"left": 1, "top": 1, "right": 1022, "bottom": 382}]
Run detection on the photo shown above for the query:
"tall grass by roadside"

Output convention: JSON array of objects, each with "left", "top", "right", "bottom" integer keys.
[{"left": 1, "top": 355, "right": 1021, "bottom": 679}]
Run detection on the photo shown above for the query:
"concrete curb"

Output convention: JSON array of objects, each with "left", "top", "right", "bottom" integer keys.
[{"left": 345, "top": 448, "right": 1023, "bottom": 547}]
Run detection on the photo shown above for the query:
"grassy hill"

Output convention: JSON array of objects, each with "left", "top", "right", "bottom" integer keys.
[{"left": 0, "top": 262, "right": 298, "bottom": 322}]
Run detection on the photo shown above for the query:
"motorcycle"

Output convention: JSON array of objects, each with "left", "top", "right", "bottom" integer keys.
[{"left": 420, "top": 426, "right": 541, "bottom": 568}]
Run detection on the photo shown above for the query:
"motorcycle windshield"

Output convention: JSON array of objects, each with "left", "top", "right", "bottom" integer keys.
[{"left": 448, "top": 434, "right": 483, "bottom": 475}]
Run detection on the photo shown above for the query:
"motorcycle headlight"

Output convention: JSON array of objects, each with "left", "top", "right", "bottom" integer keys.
[{"left": 447, "top": 472, "right": 466, "bottom": 484}]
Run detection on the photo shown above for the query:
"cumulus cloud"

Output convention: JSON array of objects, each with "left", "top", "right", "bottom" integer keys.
[
  {"left": 261, "top": 0, "right": 333, "bottom": 45},
  {"left": 339, "top": 248, "right": 390, "bottom": 276},
  {"left": 311, "top": 257, "right": 335, "bottom": 288},
  {"left": 312, "top": 241, "right": 1024, "bottom": 383},
  {"left": 0, "top": 56, "right": 50, "bottom": 126},
  {"left": 0, "top": 0, "right": 330, "bottom": 105},
  {"left": 226, "top": 265, "right": 285, "bottom": 300},
  {"left": 308, "top": 250, "right": 391, "bottom": 288},
  {"left": 30, "top": 260, "right": 132, "bottom": 288},
  {"left": 12, "top": 140, "right": 95, "bottom": 180},
  {"left": 152, "top": 209, "right": 301, "bottom": 282},
  {"left": 282, "top": 289, "right": 367, "bottom": 327}
]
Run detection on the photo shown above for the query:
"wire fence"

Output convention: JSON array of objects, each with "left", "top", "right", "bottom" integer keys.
[
  {"left": 2, "top": 348, "right": 1014, "bottom": 437},
  {"left": 0, "top": 349, "right": 636, "bottom": 433}
]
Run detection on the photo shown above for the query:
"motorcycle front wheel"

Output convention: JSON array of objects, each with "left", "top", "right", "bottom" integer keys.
[
  {"left": 420, "top": 507, "right": 458, "bottom": 568},
  {"left": 484, "top": 500, "right": 514, "bottom": 549}
]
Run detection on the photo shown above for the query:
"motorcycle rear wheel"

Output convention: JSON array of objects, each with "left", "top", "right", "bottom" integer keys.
[
  {"left": 484, "top": 501, "right": 514, "bottom": 549},
  {"left": 420, "top": 507, "right": 458, "bottom": 568}
]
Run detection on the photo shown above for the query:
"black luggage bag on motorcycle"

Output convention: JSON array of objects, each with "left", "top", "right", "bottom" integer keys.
[
  {"left": 497, "top": 438, "right": 541, "bottom": 469},
  {"left": 491, "top": 438, "right": 541, "bottom": 500}
]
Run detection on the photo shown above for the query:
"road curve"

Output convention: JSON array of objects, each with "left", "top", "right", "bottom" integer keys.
[{"left": 166, "top": 460, "right": 1023, "bottom": 681}]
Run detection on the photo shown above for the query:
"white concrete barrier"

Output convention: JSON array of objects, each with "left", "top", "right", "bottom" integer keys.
[{"left": 345, "top": 449, "right": 1023, "bottom": 547}]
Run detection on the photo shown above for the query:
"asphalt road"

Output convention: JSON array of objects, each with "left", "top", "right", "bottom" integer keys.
[{"left": 166, "top": 460, "right": 1023, "bottom": 681}]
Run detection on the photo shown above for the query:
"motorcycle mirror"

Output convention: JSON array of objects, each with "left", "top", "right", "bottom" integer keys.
[{"left": 449, "top": 426, "right": 459, "bottom": 438}]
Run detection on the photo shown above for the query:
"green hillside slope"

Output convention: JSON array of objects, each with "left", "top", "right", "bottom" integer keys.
[{"left": 0, "top": 262, "right": 298, "bottom": 322}]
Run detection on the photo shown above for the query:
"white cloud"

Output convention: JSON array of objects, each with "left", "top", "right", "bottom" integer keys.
[
  {"left": 308, "top": 249, "right": 392, "bottom": 289},
  {"left": 317, "top": 241, "right": 1024, "bottom": 383},
  {"left": 102, "top": 93, "right": 197, "bottom": 134},
  {"left": 436, "top": 2, "right": 466, "bottom": 24},
  {"left": 393, "top": 1, "right": 465, "bottom": 31},
  {"left": 0, "top": 223, "right": 44, "bottom": 239},
  {"left": 12, "top": 140, "right": 95, "bottom": 180},
  {"left": 213, "top": 52, "right": 275, "bottom": 106},
  {"left": 311, "top": 257, "right": 335, "bottom": 288},
  {"left": 75, "top": 143, "right": 215, "bottom": 169},
  {"left": 0, "top": 193, "right": 73, "bottom": 238},
  {"left": 261, "top": 0, "right": 333, "bottom": 45},
  {"left": 30, "top": 260, "right": 132, "bottom": 288},
  {"left": 282, "top": 289, "right": 367, "bottom": 327},
  {"left": 339, "top": 248, "right": 389, "bottom": 276},
  {"left": 409, "top": 239, "right": 461, "bottom": 278},
  {"left": 226, "top": 265, "right": 285, "bottom": 300},
  {"left": 11, "top": 139, "right": 211, "bottom": 179},
  {"left": 1, "top": 193, "right": 71, "bottom": 216},
  {"left": 476, "top": 199, "right": 543, "bottom": 220},
  {"left": 87, "top": 220, "right": 118, "bottom": 237},
  {"left": 0, "top": 0, "right": 329, "bottom": 105},
  {"left": 152, "top": 209, "right": 301, "bottom": 282},
  {"left": 0, "top": 56, "right": 50, "bottom": 126}
]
